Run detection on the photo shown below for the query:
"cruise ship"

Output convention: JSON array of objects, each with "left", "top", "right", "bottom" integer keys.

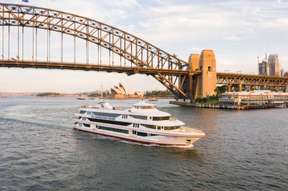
[{"left": 74, "top": 101, "right": 205, "bottom": 148}]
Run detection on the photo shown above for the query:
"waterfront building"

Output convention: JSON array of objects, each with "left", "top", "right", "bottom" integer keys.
[
  {"left": 268, "top": 54, "right": 281, "bottom": 77},
  {"left": 219, "top": 90, "right": 288, "bottom": 107}
]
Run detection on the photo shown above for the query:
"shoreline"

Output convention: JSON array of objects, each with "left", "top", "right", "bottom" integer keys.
[{"left": 0, "top": 94, "right": 172, "bottom": 100}]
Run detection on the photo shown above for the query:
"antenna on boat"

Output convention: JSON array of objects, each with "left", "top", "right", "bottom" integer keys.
[
  {"left": 99, "top": 84, "right": 105, "bottom": 102},
  {"left": 101, "top": 84, "right": 103, "bottom": 99}
]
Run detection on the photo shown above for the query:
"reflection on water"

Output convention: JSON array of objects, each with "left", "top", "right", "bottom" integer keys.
[{"left": 0, "top": 97, "right": 288, "bottom": 191}]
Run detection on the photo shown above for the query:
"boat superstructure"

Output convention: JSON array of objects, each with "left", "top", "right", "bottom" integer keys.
[{"left": 74, "top": 101, "right": 205, "bottom": 148}]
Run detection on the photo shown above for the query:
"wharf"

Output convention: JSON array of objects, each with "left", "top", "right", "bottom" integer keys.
[{"left": 169, "top": 101, "right": 287, "bottom": 110}]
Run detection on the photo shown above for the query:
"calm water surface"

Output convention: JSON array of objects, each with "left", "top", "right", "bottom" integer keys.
[{"left": 0, "top": 97, "right": 287, "bottom": 191}]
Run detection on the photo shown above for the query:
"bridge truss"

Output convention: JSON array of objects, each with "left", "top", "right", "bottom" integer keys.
[
  {"left": 217, "top": 73, "right": 288, "bottom": 91},
  {"left": 0, "top": 3, "right": 190, "bottom": 99}
]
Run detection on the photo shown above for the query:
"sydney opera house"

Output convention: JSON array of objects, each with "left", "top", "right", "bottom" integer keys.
[{"left": 110, "top": 83, "right": 143, "bottom": 99}]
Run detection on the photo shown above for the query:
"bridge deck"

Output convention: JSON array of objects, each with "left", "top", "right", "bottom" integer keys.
[{"left": 0, "top": 60, "right": 189, "bottom": 76}]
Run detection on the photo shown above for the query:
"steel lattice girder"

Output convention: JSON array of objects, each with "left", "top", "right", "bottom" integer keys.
[
  {"left": 217, "top": 73, "right": 288, "bottom": 87},
  {"left": 0, "top": 3, "right": 191, "bottom": 98}
]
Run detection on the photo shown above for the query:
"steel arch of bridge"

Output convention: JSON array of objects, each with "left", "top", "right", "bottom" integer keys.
[{"left": 0, "top": 3, "right": 190, "bottom": 99}]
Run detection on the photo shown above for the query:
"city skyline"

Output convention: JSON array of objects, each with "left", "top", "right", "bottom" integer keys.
[{"left": 1, "top": 0, "right": 288, "bottom": 93}]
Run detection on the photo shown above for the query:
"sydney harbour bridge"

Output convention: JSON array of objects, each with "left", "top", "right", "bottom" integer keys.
[{"left": 0, "top": 3, "right": 287, "bottom": 101}]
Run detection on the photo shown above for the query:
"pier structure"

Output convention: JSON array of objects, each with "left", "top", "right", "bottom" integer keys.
[{"left": 0, "top": 3, "right": 288, "bottom": 102}]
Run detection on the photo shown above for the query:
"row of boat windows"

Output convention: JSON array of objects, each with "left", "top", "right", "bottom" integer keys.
[
  {"left": 132, "top": 115, "right": 171, "bottom": 121},
  {"left": 78, "top": 123, "right": 158, "bottom": 137},
  {"left": 80, "top": 110, "right": 170, "bottom": 121},
  {"left": 132, "top": 130, "right": 158, "bottom": 137},
  {"left": 143, "top": 124, "right": 180, "bottom": 130},
  {"left": 79, "top": 117, "right": 180, "bottom": 131},
  {"left": 98, "top": 126, "right": 158, "bottom": 137},
  {"left": 97, "top": 126, "right": 129, "bottom": 134},
  {"left": 88, "top": 118, "right": 131, "bottom": 126},
  {"left": 80, "top": 111, "right": 120, "bottom": 118},
  {"left": 151, "top": 116, "right": 171, "bottom": 121},
  {"left": 81, "top": 118, "right": 180, "bottom": 130}
]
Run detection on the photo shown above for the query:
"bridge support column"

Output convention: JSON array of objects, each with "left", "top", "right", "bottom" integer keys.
[
  {"left": 194, "top": 50, "right": 217, "bottom": 98},
  {"left": 200, "top": 50, "right": 216, "bottom": 97},
  {"left": 185, "top": 50, "right": 216, "bottom": 101},
  {"left": 239, "top": 83, "right": 243, "bottom": 92},
  {"left": 188, "top": 75, "right": 194, "bottom": 102},
  {"left": 187, "top": 54, "right": 200, "bottom": 101},
  {"left": 227, "top": 84, "right": 232, "bottom": 92}
]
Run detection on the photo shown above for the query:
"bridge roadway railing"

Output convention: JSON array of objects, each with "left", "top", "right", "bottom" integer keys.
[
  {"left": 217, "top": 72, "right": 288, "bottom": 88},
  {"left": 0, "top": 59, "right": 189, "bottom": 76}
]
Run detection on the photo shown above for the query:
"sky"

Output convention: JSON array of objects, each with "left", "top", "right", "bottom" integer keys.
[{"left": 1, "top": 0, "right": 288, "bottom": 93}]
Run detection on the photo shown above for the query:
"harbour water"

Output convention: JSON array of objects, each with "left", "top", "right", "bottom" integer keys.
[{"left": 0, "top": 97, "right": 287, "bottom": 191}]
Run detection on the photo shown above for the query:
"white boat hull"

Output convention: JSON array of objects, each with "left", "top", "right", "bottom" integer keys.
[{"left": 74, "top": 125, "right": 202, "bottom": 148}]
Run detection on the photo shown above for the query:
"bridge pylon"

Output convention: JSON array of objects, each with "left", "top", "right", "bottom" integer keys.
[
  {"left": 198, "top": 49, "right": 217, "bottom": 98},
  {"left": 183, "top": 49, "right": 217, "bottom": 101}
]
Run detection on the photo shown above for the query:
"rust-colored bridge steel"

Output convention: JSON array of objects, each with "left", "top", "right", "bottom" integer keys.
[
  {"left": 217, "top": 73, "right": 288, "bottom": 90},
  {"left": 0, "top": 59, "right": 188, "bottom": 76},
  {"left": 0, "top": 3, "right": 189, "bottom": 98},
  {"left": 0, "top": 3, "right": 287, "bottom": 100}
]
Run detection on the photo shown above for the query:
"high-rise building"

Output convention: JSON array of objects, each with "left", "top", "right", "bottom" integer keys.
[
  {"left": 281, "top": 69, "right": 285, "bottom": 77},
  {"left": 268, "top": 54, "right": 281, "bottom": 77},
  {"left": 258, "top": 60, "right": 269, "bottom": 76}
]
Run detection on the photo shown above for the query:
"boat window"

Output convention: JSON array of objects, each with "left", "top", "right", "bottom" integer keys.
[
  {"left": 80, "top": 110, "right": 86, "bottom": 114},
  {"left": 97, "top": 126, "right": 129, "bottom": 134},
  {"left": 148, "top": 134, "right": 159, "bottom": 136},
  {"left": 133, "top": 131, "right": 158, "bottom": 137},
  {"left": 133, "top": 130, "right": 146, "bottom": 136},
  {"left": 133, "top": 131, "right": 159, "bottom": 137},
  {"left": 92, "top": 112, "right": 120, "bottom": 118},
  {"left": 163, "top": 126, "right": 181, "bottom": 130},
  {"left": 133, "top": 124, "right": 140, "bottom": 128},
  {"left": 152, "top": 116, "right": 170, "bottom": 121},
  {"left": 137, "top": 132, "right": 148, "bottom": 137},
  {"left": 122, "top": 115, "right": 128, "bottom": 119},
  {"left": 131, "top": 115, "right": 147, "bottom": 120},
  {"left": 142, "top": 124, "right": 157, "bottom": 129},
  {"left": 83, "top": 124, "right": 90, "bottom": 128},
  {"left": 88, "top": 118, "right": 131, "bottom": 126}
]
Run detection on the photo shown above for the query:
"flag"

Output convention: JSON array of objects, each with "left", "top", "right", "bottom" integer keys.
[{"left": 22, "top": 0, "right": 29, "bottom": 2}]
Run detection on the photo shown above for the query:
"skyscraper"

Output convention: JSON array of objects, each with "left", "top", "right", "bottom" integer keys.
[
  {"left": 258, "top": 60, "right": 269, "bottom": 76},
  {"left": 268, "top": 54, "right": 281, "bottom": 77}
]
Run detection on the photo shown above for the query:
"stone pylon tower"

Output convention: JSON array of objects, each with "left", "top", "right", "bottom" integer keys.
[
  {"left": 188, "top": 54, "right": 200, "bottom": 72},
  {"left": 188, "top": 54, "right": 201, "bottom": 100},
  {"left": 196, "top": 49, "right": 217, "bottom": 98},
  {"left": 185, "top": 49, "right": 216, "bottom": 101}
]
